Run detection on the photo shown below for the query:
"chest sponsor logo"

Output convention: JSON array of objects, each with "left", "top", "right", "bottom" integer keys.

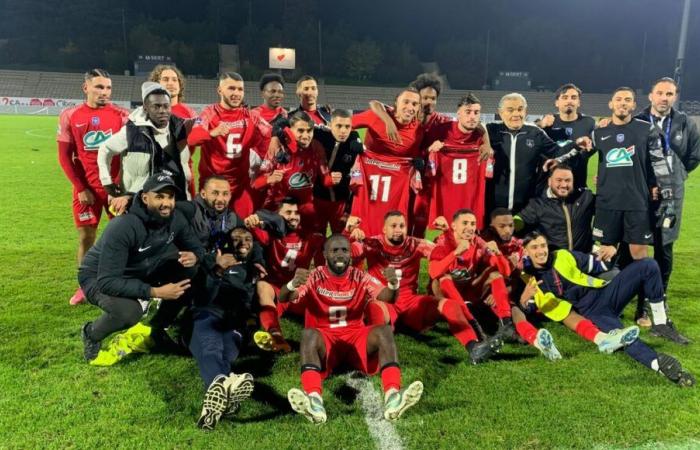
[
  {"left": 317, "top": 287, "right": 355, "bottom": 301},
  {"left": 288, "top": 172, "right": 312, "bottom": 189},
  {"left": 605, "top": 145, "right": 635, "bottom": 168},
  {"left": 616, "top": 133, "right": 625, "bottom": 143},
  {"left": 82, "top": 130, "right": 113, "bottom": 150}
]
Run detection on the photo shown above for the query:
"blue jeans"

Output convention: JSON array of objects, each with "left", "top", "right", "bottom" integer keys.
[{"left": 188, "top": 310, "right": 241, "bottom": 389}]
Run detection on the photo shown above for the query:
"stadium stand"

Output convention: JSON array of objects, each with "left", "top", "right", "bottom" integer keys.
[{"left": 0, "top": 68, "right": 675, "bottom": 117}]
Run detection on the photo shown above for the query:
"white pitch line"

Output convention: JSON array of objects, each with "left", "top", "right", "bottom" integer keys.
[
  {"left": 345, "top": 375, "right": 405, "bottom": 450},
  {"left": 25, "top": 129, "right": 53, "bottom": 139}
]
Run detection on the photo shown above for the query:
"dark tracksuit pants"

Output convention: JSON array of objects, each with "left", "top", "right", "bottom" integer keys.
[
  {"left": 575, "top": 259, "right": 665, "bottom": 369},
  {"left": 80, "top": 259, "right": 197, "bottom": 342},
  {"left": 188, "top": 309, "right": 242, "bottom": 389}
]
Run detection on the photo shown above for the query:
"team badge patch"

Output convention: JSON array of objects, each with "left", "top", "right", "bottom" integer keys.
[
  {"left": 91, "top": 116, "right": 100, "bottom": 126},
  {"left": 342, "top": 154, "right": 352, "bottom": 163},
  {"left": 616, "top": 133, "right": 625, "bottom": 143},
  {"left": 565, "top": 127, "right": 573, "bottom": 137},
  {"left": 675, "top": 131, "right": 683, "bottom": 142},
  {"left": 526, "top": 139, "right": 534, "bottom": 148},
  {"left": 350, "top": 169, "right": 362, "bottom": 178}
]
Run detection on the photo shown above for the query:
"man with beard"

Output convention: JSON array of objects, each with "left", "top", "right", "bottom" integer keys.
[
  {"left": 346, "top": 212, "right": 502, "bottom": 364},
  {"left": 57, "top": 68, "right": 129, "bottom": 305},
  {"left": 253, "top": 111, "right": 341, "bottom": 231},
  {"left": 537, "top": 84, "right": 596, "bottom": 188},
  {"left": 521, "top": 232, "right": 694, "bottom": 387},
  {"left": 253, "top": 73, "right": 287, "bottom": 124},
  {"left": 350, "top": 87, "right": 424, "bottom": 236},
  {"left": 98, "top": 82, "right": 191, "bottom": 212},
  {"left": 288, "top": 75, "right": 331, "bottom": 125},
  {"left": 190, "top": 227, "right": 260, "bottom": 430},
  {"left": 78, "top": 173, "right": 204, "bottom": 363},
  {"left": 281, "top": 235, "right": 423, "bottom": 423},
  {"left": 245, "top": 197, "right": 325, "bottom": 353},
  {"left": 187, "top": 72, "right": 272, "bottom": 217}
]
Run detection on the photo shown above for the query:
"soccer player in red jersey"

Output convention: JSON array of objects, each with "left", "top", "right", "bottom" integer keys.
[
  {"left": 281, "top": 235, "right": 423, "bottom": 423},
  {"left": 429, "top": 209, "right": 564, "bottom": 360},
  {"left": 350, "top": 87, "right": 424, "bottom": 236},
  {"left": 346, "top": 212, "right": 502, "bottom": 364},
  {"left": 427, "top": 93, "right": 489, "bottom": 229},
  {"left": 245, "top": 197, "right": 326, "bottom": 353},
  {"left": 57, "top": 68, "right": 129, "bottom": 305},
  {"left": 149, "top": 64, "right": 198, "bottom": 197},
  {"left": 252, "top": 73, "right": 287, "bottom": 124},
  {"left": 288, "top": 75, "right": 331, "bottom": 125},
  {"left": 253, "top": 111, "right": 341, "bottom": 231},
  {"left": 187, "top": 72, "right": 272, "bottom": 217}
]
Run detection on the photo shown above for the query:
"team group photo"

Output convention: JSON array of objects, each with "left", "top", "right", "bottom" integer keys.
[{"left": 2, "top": 0, "right": 700, "bottom": 448}]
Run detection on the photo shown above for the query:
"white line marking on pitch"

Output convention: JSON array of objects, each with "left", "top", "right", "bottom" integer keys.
[
  {"left": 346, "top": 374, "right": 404, "bottom": 450},
  {"left": 25, "top": 129, "right": 53, "bottom": 139}
]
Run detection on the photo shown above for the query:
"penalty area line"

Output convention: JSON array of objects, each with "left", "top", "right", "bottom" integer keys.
[
  {"left": 345, "top": 374, "right": 404, "bottom": 450},
  {"left": 25, "top": 129, "right": 54, "bottom": 139}
]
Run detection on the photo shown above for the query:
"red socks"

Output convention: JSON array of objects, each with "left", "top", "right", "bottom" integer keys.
[
  {"left": 301, "top": 368, "right": 323, "bottom": 395},
  {"left": 489, "top": 277, "right": 512, "bottom": 319},
  {"left": 515, "top": 320, "right": 538, "bottom": 346},
  {"left": 259, "top": 305, "right": 280, "bottom": 332},
  {"left": 440, "top": 298, "right": 478, "bottom": 345},
  {"left": 575, "top": 319, "right": 600, "bottom": 342},
  {"left": 381, "top": 365, "right": 402, "bottom": 393}
]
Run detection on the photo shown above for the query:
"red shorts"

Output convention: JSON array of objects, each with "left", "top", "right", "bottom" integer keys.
[
  {"left": 409, "top": 188, "right": 431, "bottom": 237},
  {"left": 320, "top": 326, "right": 379, "bottom": 379},
  {"left": 313, "top": 197, "right": 347, "bottom": 233},
  {"left": 388, "top": 294, "right": 441, "bottom": 332},
  {"left": 453, "top": 267, "right": 499, "bottom": 303},
  {"left": 270, "top": 283, "right": 305, "bottom": 318},
  {"left": 72, "top": 186, "right": 111, "bottom": 228}
]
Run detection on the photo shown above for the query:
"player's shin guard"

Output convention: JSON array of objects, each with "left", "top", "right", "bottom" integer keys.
[
  {"left": 489, "top": 277, "right": 512, "bottom": 319},
  {"left": 515, "top": 320, "right": 538, "bottom": 346},
  {"left": 260, "top": 305, "right": 281, "bottom": 332},
  {"left": 441, "top": 299, "right": 478, "bottom": 345},
  {"left": 300, "top": 364, "right": 323, "bottom": 395},
  {"left": 380, "top": 362, "right": 402, "bottom": 393},
  {"left": 574, "top": 319, "right": 601, "bottom": 342}
]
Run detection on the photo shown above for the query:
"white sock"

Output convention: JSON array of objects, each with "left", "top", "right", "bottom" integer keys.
[
  {"left": 649, "top": 301, "right": 668, "bottom": 325},
  {"left": 651, "top": 358, "right": 660, "bottom": 371}
]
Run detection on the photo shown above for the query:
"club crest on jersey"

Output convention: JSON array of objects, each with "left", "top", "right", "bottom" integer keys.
[
  {"left": 83, "top": 130, "right": 113, "bottom": 150},
  {"left": 526, "top": 139, "right": 534, "bottom": 148},
  {"left": 616, "top": 133, "right": 625, "bottom": 143},
  {"left": 288, "top": 172, "right": 312, "bottom": 189},
  {"left": 342, "top": 154, "right": 353, "bottom": 163},
  {"left": 565, "top": 127, "right": 573, "bottom": 137},
  {"left": 91, "top": 116, "right": 100, "bottom": 126},
  {"left": 675, "top": 131, "right": 683, "bottom": 142},
  {"left": 350, "top": 169, "right": 362, "bottom": 178},
  {"left": 605, "top": 145, "right": 635, "bottom": 168}
]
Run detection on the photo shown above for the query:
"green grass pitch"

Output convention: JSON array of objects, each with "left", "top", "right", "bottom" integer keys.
[{"left": 2, "top": 115, "right": 700, "bottom": 449}]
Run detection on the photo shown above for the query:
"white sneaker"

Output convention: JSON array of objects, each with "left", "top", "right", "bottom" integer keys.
[
  {"left": 288, "top": 388, "right": 327, "bottom": 424},
  {"left": 597, "top": 326, "right": 640, "bottom": 354},
  {"left": 533, "top": 329, "right": 562, "bottom": 361},
  {"left": 197, "top": 375, "right": 229, "bottom": 430},
  {"left": 222, "top": 372, "right": 254, "bottom": 419},
  {"left": 383, "top": 381, "right": 424, "bottom": 421}
]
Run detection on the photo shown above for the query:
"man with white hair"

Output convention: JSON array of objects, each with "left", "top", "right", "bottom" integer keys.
[{"left": 486, "top": 93, "right": 576, "bottom": 214}]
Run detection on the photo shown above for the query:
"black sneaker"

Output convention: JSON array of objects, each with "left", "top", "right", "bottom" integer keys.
[
  {"left": 495, "top": 318, "right": 518, "bottom": 343},
  {"left": 468, "top": 319, "right": 487, "bottom": 341},
  {"left": 81, "top": 322, "right": 101, "bottom": 362},
  {"left": 657, "top": 353, "right": 695, "bottom": 387},
  {"left": 197, "top": 375, "right": 229, "bottom": 430},
  {"left": 650, "top": 322, "right": 691, "bottom": 345},
  {"left": 468, "top": 336, "right": 502, "bottom": 364}
]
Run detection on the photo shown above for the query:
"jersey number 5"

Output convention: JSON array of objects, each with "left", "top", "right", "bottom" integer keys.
[
  {"left": 329, "top": 306, "right": 348, "bottom": 328},
  {"left": 369, "top": 174, "right": 391, "bottom": 202},
  {"left": 226, "top": 133, "right": 243, "bottom": 159}
]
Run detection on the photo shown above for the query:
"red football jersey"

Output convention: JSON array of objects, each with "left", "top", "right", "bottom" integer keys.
[
  {"left": 430, "top": 233, "right": 509, "bottom": 279},
  {"left": 295, "top": 266, "right": 385, "bottom": 329},
  {"left": 253, "top": 228, "right": 325, "bottom": 288},
  {"left": 257, "top": 141, "right": 331, "bottom": 208},
  {"left": 350, "top": 151, "right": 413, "bottom": 236},
  {"left": 171, "top": 103, "right": 197, "bottom": 119},
  {"left": 304, "top": 108, "right": 327, "bottom": 125},
  {"left": 427, "top": 122, "right": 487, "bottom": 228},
  {"left": 252, "top": 104, "right": 287, "bottom": 123},
  {"left": 57, "top": 103, "right": 129, "bottom": 188},
  {"left": 422, "top": 111, "right": 453, "bottom": 136},
  {"left": 352, "top": 109, "right": 424, "bottom": 159},
  {"left": 354, "top": 235, "right": 434, "bottom": 296},
  {"left": 189, "top": 104, "right": 271, "bottom": 191},
  {"left": 481, "top": 230, "right": 524, "bottom": 272}
]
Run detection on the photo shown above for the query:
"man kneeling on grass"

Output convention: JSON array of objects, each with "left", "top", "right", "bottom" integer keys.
[
  {"left": 281, "top": 235, "right": 423, "bottom": 423},
  {"left": 520, "top": 231, "right": 695, "bottom": 387}
]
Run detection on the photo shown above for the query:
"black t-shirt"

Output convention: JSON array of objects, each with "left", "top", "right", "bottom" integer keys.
[
  {"left": 312, "top": 127, "right": 364, "bottom": 201},
  {"left": 544, "top": 114, "right": 596, "bottom": 188},
  {"left": 593, "top": 118, "right": 659, "bottom": 211}
]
